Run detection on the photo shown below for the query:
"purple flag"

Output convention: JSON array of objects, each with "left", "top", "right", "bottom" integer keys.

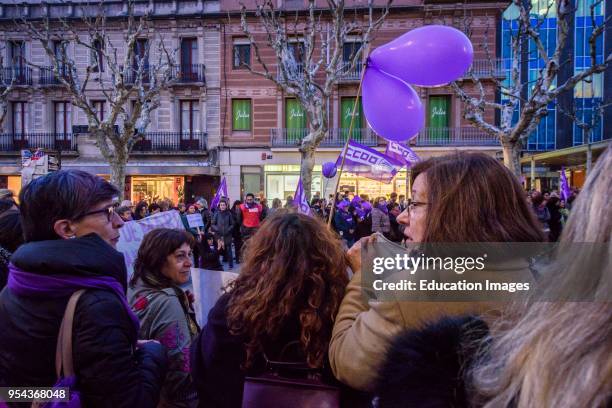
[
  {"left": 294, "top": 177, "right": 312, "bottom": 216},
  {"left": 384, "top": 141, "right": 420, "bottom": 167},
  {"left": 560, "top": 167, "right": 571, "bottom": 201},
  {"left": 210, "top": 177, "right": 228, "bottom": 209},
  {"left": 336, "top": 140, "right": 401, "bottom": 184}
]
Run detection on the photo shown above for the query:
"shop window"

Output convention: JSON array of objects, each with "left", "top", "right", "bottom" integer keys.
[
  {"left": 233, "top": 42, "right": 251, "bottom": 69},
  {"left": 131, "top": 176, "right": 183, "bottom": 206},
  {"left": 232, "top": 99, "right": 252, "bottom": 131}
]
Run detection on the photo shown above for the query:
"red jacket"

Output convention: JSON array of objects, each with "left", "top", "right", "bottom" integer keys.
[{"left": 239, "top": 203, "right": 262, "bottom": 228}]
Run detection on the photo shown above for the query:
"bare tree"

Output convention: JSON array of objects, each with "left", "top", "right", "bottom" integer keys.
[
  {"left": 0, "top": 47, "right": 17, "bottom": 129},
  {"left": 452, "top": 0, "right": 610, "bottom": 177},
  {"left": 21, "top": 1, "right": 175, "bottom": 198},
  {"left": 239, "top": 0, "right": 391, "bottom": 199}
]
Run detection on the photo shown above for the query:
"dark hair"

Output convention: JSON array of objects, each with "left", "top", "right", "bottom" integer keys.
[
  {"left": 227, "top": 211, "right": 349, "bottom": 369},
  {"left": 116, "top": 206, "right": 131, "bottom": 216},
  {"left": 19, "top": 170, "right": 119, "bottom": 242},
  {"left": 410, "top": 152, "right": 545, "bottom": 242},
  {"left": 134, "top": 201, "right": 147, "bottom": 214},
  {"left": 0, "top": 210, "right": 24, "bottom": 252},
  {"left": 0, "top": 198, "right": 17, "bottom": 215},
  {"left": 245, "top": 193, "right": 255, "bottom": 199},
  {"left": 130, "top": 228, "right": 195, "bottom": 289},
  {"left": 148, "top": 203, "right": 160, "bottom": 212}
]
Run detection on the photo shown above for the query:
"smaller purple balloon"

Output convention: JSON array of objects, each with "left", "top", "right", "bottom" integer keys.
[{"left": 322, "top": 161, "right": 337, "bottom": 178}]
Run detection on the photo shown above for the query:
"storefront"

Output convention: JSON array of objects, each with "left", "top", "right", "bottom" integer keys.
[
  {"left": 0, "top": 175, "right": 22, "bottom": 200},
  {"left": 130, "top": 176, "right": 184, "bottom": 205}
]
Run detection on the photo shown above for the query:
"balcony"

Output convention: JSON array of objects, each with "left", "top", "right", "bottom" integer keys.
[
  {"left": 338, "top": 61, "right": 363, "bottom": 82},
  {"left": 463, "top": 59, "right": 506, "bottom": 79},
  {"left": 170, "top": 64, "right": 205, "bottom": 84},
  {"left": 0, "top": 133, "right": 77, "bottom": 152},
  {"left": 39, "top": 66, "right": 71, "bottom": 86},
  {"left": 131, "top": 131, "right": 207, "bottom": 153},
  {"left": 413, "top": 127, "right": 499, "bottom": 146},
  {"left": 0, "top": 66, "right": 33, "bottom": 86},
  {"left": 276, "top": 62, "right": 305, "bottom": 82},
  {"left": 271, "top": 127, "right": 499, "bottom": 148},
  {"left": 271, "top": 128, "right": 378, "bottom": 148},
  {"left": 122, "top": 66, "right": 151, "bottom": 85}
]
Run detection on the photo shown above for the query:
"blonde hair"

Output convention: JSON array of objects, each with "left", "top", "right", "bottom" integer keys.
[{"left": 472, "top": 145, "right": 612, "bottom": 408}]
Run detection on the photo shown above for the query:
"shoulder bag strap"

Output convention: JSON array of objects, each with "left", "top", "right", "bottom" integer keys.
[{"left": 55, "top": 289, "right": 86, "bottom": 379}]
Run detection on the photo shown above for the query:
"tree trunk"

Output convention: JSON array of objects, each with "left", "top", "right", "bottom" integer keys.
[
  {"left": 109, "top": 146, "right": 129, "bottom": 200},
  {"left": 300, "top": 146, "right": 316, "bottom": 202},
  {"left": 501, "top": 139, "right": 522, "bottom": 179}
]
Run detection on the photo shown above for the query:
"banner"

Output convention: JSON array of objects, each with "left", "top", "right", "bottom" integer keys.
[
  {"left": 293, "top": 177, "right": 311, "bottom": 216},
  {"left": 335, "top": 140, "right": 401, "bottom": 183},
  {"left": 116, "top": 210, "right": 185, "bottom": 277},
  {"left": 560, "top": 167, "right": 571, "bottom": 201},
  {"left": 186, "top": 213, "right": 204, "bottom": 228},
  {"left": 210, "top": 177, "right": 228, "bottom": 210},
  {"left": 191, "top": 268, "right": 238, "bottom": 326},
  {"left": 385, "top": 141, "right": 420, "bottom": 167}
]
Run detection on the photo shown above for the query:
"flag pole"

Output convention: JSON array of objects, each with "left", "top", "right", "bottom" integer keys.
[{"left": 327, "top": 57, "right": 368, "bottom": 228}]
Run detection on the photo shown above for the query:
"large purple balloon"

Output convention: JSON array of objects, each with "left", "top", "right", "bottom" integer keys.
[
  {"left": 322, "top": 161, "right": 337, "bottom": 178},
  {"left": 362, "top": 66, "right": 424, "bottom": 142},
  {"left": 369, "top": 25, "right": 473, "bottom": 87}
]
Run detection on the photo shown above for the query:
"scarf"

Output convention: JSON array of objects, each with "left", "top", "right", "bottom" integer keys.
[
  {"left": 8, "top": 263, "right": 140, "bottom": 335},
  {"left": 377, "top": 203, "right": 389, "bottom": 214}
]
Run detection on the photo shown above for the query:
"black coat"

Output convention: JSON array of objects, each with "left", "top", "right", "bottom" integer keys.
[
  {"left": 0, "top": 234, "right": 167, "bottom": 408},
  {"left": 374, "top": 316, "right": 488, "bottom": 408},
  {"left": 211, "top": 210, "right": 235, "bottom": 238}
]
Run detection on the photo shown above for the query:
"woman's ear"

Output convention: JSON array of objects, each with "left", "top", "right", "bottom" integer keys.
[{"left": 53, "top": 219, "right": 77, "bottom": 240}]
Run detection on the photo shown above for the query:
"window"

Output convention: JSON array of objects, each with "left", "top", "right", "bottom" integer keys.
[
  {"left": 91, "top": 38, "right": 104, "bottom": 72},
  {"left": 340, "top": 97, "right": 362, "bottom": 140},
  {"left": 93, "top": 100, "right": 105, "bottom": 121},
  {"left": 285, "top": 98, "right": 306, "bottom": 141},
  {"left": 11, "top": 101, "right": 26, "bottom": 135},
  {"left": 287, "top": 41, "right": 304, "bottom": 64},
  {"left": 180, "top": 100, "right": 200, "bottom": 137},
  {"left": 180, "top": 38, "right": 198, "bottom": 77},
  {"left": 343, "top": 41, "right": 362, "bottom": 64},
  {"left": 232, "top": 99, "right": 252, "bottom": 131},
  {"left": 233, "top": 43, "right": 251, "bottom": 69},
  {"left": 54, "top": 101, "right": 71, "bottom": 134},
  {"left": 9, "top": 41, "right": 25, "bottom": 67},
  {"left": 427, "top": 96, "right": 451, "bottom": 141},
  {"left": 134, "top": 39, "right": 149, "bottom": 69}
]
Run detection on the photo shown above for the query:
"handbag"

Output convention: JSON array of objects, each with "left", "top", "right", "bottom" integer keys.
[
  {"left": 32, "top": 289, "right": 86, "bottom": 408},
  {"left": 242, "top": 342, "right": 340, "bottom": 408}
]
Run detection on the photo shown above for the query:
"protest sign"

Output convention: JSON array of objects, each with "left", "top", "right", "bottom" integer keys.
[
  {"left": 116, "top": 210, "right": 185, "bottom": 277},
  {"left": 186, "top": 213, "right": 204, "bottom": 228},
  {"left": 190, "top": 268, "right": 238, "bottom": 326}
]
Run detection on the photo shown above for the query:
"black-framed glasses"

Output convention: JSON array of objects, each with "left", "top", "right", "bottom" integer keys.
[
  {"left": 80, "top": 203, "right": 119, "bottom": 222},
  {"left": 407, "top": 200, "right": 429, "bottom": 212}
]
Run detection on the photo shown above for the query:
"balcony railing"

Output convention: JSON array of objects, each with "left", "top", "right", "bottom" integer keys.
[
  {"left": 338, "top": 61, "right": 363, "bottom": 81},
  {"left": 271, "top": 128, "right": 378, "bottom": 147},
  {"left": 413, "top": 127, "right": 499, "bottom": 146},
  {"left": 170, "top": 64, "right": 205, "bottom": 84},
  {"left": 39, "top": 66, "right": 71, "bottom": 86},
  {"left": 463, "top": 59, "right": 506, "bottom": 78},
  {"left": 131, "top": 131, "right": 207, "bottom": 153},
  {"left": 271, "top": 127, "right": 499, "bottom": 148},
  {"left": 276, "top": 62, "right": 305, "bottom": 82},
  {"left": 0, "top": 133, "right": 77, "bottom": 152},
  {"left": 122, "top": 66, "right": 151, "bottom": 85},
  {"left": 0, "top": 66, "right": 33, "bottom": 86}
]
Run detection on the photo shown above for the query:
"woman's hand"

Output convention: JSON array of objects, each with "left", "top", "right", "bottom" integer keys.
[{"left": 346, "top": 234, "right": 378, "bottom": 274}]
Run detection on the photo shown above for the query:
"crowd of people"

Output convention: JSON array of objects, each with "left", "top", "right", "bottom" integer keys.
[{"left": 0, "top": 148, "right": 609, "bottom": 408}]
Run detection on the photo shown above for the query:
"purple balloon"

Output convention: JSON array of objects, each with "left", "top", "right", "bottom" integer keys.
[
  {"left": 322, "top": 161, "right": 337, "bottom": 178},
  {"left": 369, "top": 25, "right": 474, "bottom": 87},
  {"left": 362, "top": 66, "right": 424, "bottom": 142}
]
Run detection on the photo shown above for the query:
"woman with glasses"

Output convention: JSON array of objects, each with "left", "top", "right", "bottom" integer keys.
[
  {"left": 0, "top": 170, "right": 168, "bottom": 407},
  {"left": 328, "top": 152, "right": 546, "bottom": 392},
  {"left": 130, "top": 228, "right": 200, "bottom": 408}
]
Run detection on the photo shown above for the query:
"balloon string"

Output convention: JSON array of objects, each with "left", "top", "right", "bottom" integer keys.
[{"left": 327, "top": 55, "right": 368, "bottom": 228}]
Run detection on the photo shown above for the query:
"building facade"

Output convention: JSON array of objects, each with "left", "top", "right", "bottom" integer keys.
[{"left": 0, "top": 0, "right": 223, "bottom": 203}]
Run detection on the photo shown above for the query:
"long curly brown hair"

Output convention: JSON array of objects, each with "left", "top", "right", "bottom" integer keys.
[{"left": 226, "top": 210, "right": 349, "bottom": 369}]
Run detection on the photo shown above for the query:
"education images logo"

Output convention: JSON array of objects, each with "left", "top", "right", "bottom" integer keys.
[{"left": 370, "top": 253, "right": 531, "bottom": 294}]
